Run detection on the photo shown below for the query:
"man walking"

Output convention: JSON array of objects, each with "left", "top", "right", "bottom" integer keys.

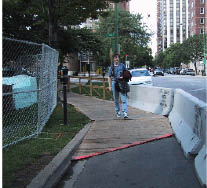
[{"left": 108, "top": 53, "right": 128, "bottom": 119}]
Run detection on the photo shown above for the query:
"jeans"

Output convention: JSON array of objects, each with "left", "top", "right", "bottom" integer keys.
[{"left": 112, "top": 81, "right": 128, "bottom": 114}]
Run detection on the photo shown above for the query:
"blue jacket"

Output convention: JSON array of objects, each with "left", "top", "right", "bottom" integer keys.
[{"left": 108, "top": 63, "right": 126, "bottom": 81}]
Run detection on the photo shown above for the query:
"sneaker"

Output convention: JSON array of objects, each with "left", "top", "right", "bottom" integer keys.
[
  {"left": 123, "top": 112, "right": 128, "bottom": 119},
  {"left": 116, "top": 111, "right": 121, "bottom": 118}
]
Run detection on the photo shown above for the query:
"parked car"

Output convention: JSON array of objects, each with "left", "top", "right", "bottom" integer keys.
[
  {"left": 180, "top": 68, "right": 186, "bottom": 75},
  {"left": 153, "top": 68, "right": 164, "bottom": 76},
  {"left": 180, "top": 68, "right": 195, "bottom": 76},
  {"left": 128, "top": 68, "right": 152, "bottom": 86},
  {"left": 169, "top": 68, "right": 174, "bottom": 74},
  {"left": 164, "top": 68, "right": 170, "bottom": 73},
  {"left": 185, "top": 68, "right": 196, "bottom": 76},
  {"left": 173, "top": 67, "right": 180, "bottom": 74}
]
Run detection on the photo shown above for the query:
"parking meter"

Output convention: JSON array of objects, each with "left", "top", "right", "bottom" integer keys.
[
  {"left": 60, "top": 66, "right": 68, "bottom": 84},
  {"left": 60, "top": 66, "right": 68, "bottom": 125}
]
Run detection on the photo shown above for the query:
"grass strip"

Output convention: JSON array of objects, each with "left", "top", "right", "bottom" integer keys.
[{"left": 3, "top": 102, "right": 90, "bottom": 188}]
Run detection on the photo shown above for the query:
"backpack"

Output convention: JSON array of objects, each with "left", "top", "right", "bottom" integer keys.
[
  {"left": 115, "top": 79, "right": 130, "bottom": 93},
  {"left": 122, "top": 69, "right": 132, "bottom": 82}
]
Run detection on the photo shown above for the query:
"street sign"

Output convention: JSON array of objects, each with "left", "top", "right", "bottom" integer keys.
[{"left": 106, "top": 33, "right": 115, "bottom": 37}]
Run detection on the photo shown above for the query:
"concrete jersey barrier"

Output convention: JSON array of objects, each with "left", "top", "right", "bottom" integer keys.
[
  {"left": 169, "top": 89, "right": 206, "bottom": 158},
  {"left": 127, "top": 85, "right": 174, "bottom": 116},
  {"left": 194, "top": 145, "right": 207, "bottom": 187},
  {"left": 128, "top": 86, "right": 206, "bottom": 186}
]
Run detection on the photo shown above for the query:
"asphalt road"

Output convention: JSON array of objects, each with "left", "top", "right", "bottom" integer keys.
[
  {"left": 152, "top": 74, "right": 207, "bottom": 103},
  {"left": 56, "top": 137, "right": 201, "bottom": 188}
]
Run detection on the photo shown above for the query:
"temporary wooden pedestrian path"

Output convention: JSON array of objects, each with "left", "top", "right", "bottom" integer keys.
[{"left": 65, "top": 92, "right": 173, "bottom": 159}]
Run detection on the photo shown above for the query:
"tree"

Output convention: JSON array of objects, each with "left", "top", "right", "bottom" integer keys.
[
  {"left": 182, "top": 34, "right": 204, "bottom": 74},
  {"left": 153, "top": 51, "right": 165, "bottom": 68},
  {"left": 3, "top": 0, "right": 127, "bottom": 49},
  {"left": 96, "top": 9, "right": 152, "bottom": 67},
  {"left": 154, "top": 42, "right": 189, "bottom": 68}
]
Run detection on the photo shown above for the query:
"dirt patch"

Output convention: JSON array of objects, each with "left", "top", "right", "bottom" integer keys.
[{"left": 11, "top": 154, "right": 54, "bottom": 188}]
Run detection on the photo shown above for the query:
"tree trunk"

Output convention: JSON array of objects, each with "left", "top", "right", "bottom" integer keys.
[
  {"left": 194, "top": 62, "right": 197, "bottom": 75},
  {"left": 48, "top": 0, "right": 58, "bottom": 49}
]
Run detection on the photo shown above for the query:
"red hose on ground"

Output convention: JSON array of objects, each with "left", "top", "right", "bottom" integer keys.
[{"left": 72, "top": 133, "right": 173, "bottom": 161}]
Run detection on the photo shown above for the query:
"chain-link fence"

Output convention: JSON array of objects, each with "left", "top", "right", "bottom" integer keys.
[{"left": 2, "top": 37, "right": 59, "bottom": 148}]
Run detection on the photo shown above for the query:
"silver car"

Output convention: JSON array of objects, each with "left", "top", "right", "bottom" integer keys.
[
  {"left": 180, "top": 68, "right": 195, "bottom": 76},
  {"left": 153, "top": 68, "right": 164, "bottom": 76}
]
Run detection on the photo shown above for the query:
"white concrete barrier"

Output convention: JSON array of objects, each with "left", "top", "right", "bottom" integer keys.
[
  {"left": 194, "top": 145, "right": 207, "bottom": 187},
  {"left": 127, "top": 85, "right": 174, "bottom": 116},
  {"left": 128, "top": 86, "right": 206, "bottom": 186},
  {"left": 169, "top": 89, "right": 206, "bottom": 158}
]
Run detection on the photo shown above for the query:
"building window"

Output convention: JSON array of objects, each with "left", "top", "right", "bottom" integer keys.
[
  {"left": 200, "top": 28, "right": 204, "bottom": 34},
  {"left": 200, "top": 8, "right": 204, "bottom": 14},
  {"left": 191, "top": 2, "right": 194, "bottom": 8},
  {"left": 200, "top": 18, "right": 205, "bottom": 24},
  {"left": 191, "top": 11, "right": 194, "bottom": 17},
  {"left": 200, "top": 0, "right": 204, "bottom": 4}
]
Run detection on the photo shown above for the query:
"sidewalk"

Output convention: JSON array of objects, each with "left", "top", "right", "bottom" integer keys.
[{"left": 67, "top": 92, "right": 173, "bottom": 159}]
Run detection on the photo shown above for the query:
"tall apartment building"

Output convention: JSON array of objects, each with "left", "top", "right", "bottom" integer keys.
[
  {"left": 189, "top": 0, "right": 207, "bottom": 36},
  {"left": 157, "top": 0, "right": 189, "bottom": 52},
  {"left": 157, "top": 0, "right": 207, "bottom": 53},
  {"left": 157, "top": 0, "right": 162, "bottom": 52}
]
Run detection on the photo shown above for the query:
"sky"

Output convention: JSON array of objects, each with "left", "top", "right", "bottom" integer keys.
[{"left": 129, "top": 0, "right": 157, "bottom": 56}]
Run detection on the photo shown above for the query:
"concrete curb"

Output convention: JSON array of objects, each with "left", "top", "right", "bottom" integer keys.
[{"left": 27, "top": 123, "right": 91, "bottom": 188}]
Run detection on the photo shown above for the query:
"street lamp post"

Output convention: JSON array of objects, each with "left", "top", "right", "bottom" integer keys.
[{"left": 115, "top": 3, "right": 119, "bottom": 54}]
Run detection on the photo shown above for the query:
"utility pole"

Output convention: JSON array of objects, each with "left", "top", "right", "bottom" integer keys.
[
  {"left": 203, "top": 25, "right": 206, "bottom": 76},
  {"left": 115, "top": 3, "right": 119, "bottom": 54}
]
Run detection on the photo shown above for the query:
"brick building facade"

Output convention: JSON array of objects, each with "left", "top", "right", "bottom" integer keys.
[{"left": 189, "top": 0, "right": 207, "bottom": 36}]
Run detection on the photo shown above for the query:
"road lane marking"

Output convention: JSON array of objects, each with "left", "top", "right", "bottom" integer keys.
[{"left": 190, "top": 88, "right": 205, "bottom": 92}]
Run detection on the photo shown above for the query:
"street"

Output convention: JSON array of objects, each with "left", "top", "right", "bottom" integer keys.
[
  {"left": 152, "top": 74, "right": 207, "bottom": 103},
  {"left": 56, "top": 137, "right": 200, "bottom": 188}
]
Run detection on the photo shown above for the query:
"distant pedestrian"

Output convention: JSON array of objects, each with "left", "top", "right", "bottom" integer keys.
[{"left": 108, "top": 53, "right": 129, "bottom": 119}]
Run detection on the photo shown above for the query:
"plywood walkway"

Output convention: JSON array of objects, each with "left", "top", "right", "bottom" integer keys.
[{"left": 65, "top": 92, "right": 173, "bottom": 159}]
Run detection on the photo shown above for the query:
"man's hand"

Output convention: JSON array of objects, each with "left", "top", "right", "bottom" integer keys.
[{"left": 108, "top": 77, "right": 112, "bottom": 92}]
